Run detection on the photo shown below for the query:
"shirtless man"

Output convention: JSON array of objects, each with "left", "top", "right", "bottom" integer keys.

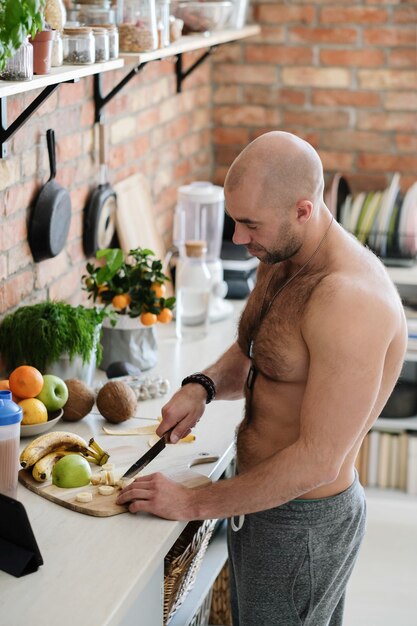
[{"left": 117, "top": 131, "right": 407, "bottom": 625}]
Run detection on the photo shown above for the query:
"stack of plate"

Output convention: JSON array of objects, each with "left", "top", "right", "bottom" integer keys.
[{"left": 331, "top": 173, "right": 417, "bottom": 262}]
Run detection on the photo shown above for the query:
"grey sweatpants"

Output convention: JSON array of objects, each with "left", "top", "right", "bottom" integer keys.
[{"left": 227, "top": 473, "right": 366, "bottom": 626}]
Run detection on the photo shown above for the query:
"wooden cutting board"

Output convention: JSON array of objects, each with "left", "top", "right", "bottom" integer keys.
[{"left": 18, "top": 446, "right": 218, "bottom": 517}]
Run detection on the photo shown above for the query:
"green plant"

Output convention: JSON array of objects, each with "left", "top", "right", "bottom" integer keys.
[
  {"left": 82, "top": 247, "right": 176, "bottom": 325},
  {"left": 0, "top": 301, "right": 106, "bottom": 373},
  {"left": 0, "top": 0, "right": 45, "bottom": 71}
]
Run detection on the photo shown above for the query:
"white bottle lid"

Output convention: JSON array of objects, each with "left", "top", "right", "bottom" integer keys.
[{"left": 178, "top": 182, "right": 224, "bottom": 205}]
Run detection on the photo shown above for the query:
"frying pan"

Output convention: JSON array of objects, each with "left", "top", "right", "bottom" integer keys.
[
  {"left": 28, "top": 129, "right": 72, "bottom": 262},
  {"left": 83, "top": 121, "right": 117, "bottom": 256}
]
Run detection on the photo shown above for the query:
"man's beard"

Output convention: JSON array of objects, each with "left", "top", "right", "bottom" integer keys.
[{"left": 249, "top": 232, "right": 302, "bottom": 265}]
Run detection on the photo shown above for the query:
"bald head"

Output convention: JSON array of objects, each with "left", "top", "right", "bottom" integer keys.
[{"left": 225, "top": 131, "right": 324, "bottom": 214}]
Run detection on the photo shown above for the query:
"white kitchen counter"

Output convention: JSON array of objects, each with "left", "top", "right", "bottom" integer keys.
[{"left": 0, "top": 302, "right": 245, "bottom": 626}]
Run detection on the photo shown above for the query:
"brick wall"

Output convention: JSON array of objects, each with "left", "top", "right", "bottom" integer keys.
[
  {"left": 0, "top": 53, "right": 213, "bottom": 313},
  {"left": 212, "top": 0, "right": 417, "bottom": 195},
  {"left": 1, "top": 0, "right": 416, "bottom": 314}
]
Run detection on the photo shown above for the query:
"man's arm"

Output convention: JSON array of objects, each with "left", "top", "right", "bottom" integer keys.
[
  {"left": 157, "top": 341, "right": 251, "bottom": 442},
  {"left": 119, "top": 283, "right": 399, "bottom": 519}
]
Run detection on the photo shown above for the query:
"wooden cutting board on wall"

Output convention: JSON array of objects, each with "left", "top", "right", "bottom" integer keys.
[
  {"left": 18, "top": 446, "right": 217, "bottom": 517},
  {"left": 115, "top": 173, "right": 166, "bottom": 262}
]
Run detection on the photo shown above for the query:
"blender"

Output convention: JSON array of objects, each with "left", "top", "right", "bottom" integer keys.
[{"left": 173, "top": 182, "right": 234, "bottom": 322}]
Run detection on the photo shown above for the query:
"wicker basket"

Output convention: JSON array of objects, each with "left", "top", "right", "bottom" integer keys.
[
  {"left": 164, "top": 518, "right": 218, "bottom": 625},
  {"left": 209, "top": 560, "right": 233, "bottom": 625}
]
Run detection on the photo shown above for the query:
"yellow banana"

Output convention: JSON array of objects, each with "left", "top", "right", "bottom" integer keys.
[
  {"left": 20, "top": 431, "right": 89, "bottom": 469},
  {"left": 32, "top": 449, "right": 82, "bottom": 482}
]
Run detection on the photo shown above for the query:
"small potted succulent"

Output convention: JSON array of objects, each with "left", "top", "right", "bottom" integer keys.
[{"left": 82, "top": 247, "right": 176, "bottom": 371}]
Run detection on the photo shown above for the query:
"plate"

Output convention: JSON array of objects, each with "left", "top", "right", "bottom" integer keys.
[{"left": 20, "top": 409, "right": 64, "bottom": 438}]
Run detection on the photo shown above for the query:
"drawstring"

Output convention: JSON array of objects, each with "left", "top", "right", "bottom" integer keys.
[{"left": 231, "top": 514, "right": 245, "bottom": 531}]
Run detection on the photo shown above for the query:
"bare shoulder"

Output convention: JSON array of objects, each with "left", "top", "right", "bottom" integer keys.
[{"left": 303, "top": 246, "right": 405, "bottom": 343}]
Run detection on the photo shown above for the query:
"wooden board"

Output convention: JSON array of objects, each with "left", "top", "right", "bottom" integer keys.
[
  {"left": 18, "top": 447, "right": 218, "bottom": 517},
  {"left": 115, "top": 173, "right": 166, "bottom": 262}
]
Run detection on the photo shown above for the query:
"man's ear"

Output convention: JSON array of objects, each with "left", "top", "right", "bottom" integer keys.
[{"left": 295, "top": 200, "right": 313, "bottom": 224}]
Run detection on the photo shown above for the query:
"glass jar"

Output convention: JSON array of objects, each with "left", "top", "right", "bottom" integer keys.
[
  {"left": 156, "top": 0, "right": 170, "bottom": 48},
  {"left": 51, "top": 29, "right": 64, "bottom": 66},
  {"left": 63, "top": 26, "right": 95, "bottom": 64},
  {"left": 119, "top": 0, "right": 158, "bottom": 52},
  {"left": 78, "top": 3, "right": 116, "bottom": 25},
  {"left": 92, "top": 26, "right": 109, "bottom": 61},
  {"left": 0, "top": 38, "right": 33, "bottom": 81},
  {"left": 90, "top": 23, "right": 119, "bottom": 58},
  {"left": 44, "top": 0, "right": 67, "bottom": 32}
]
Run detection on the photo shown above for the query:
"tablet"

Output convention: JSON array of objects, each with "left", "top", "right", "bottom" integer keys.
[{"left": 0, "top": 493, "right": 43, "bottom": 577}]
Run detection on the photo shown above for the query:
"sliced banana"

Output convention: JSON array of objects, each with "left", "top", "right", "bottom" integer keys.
[
  {"left": 91, "top": 473, "right": 102, "bottom": 485},
  {"left": 117, "top": 477, "right": 135, "bottom": 490},
  {"left": 98, "top": 485, "right": 115, "bottom": 496},
  {"left": 147, "top": 432, "right": 196, "bottom": 447},
  {"left": 101, "top": 462, "right": 115, "bottom": 471},
  {"left": 76, "top": 492, "right": 93, "bottom": 503}
]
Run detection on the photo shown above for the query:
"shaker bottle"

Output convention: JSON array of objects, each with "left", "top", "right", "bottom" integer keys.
[{"left": 0, "top": 390, "right": 23, "bottom": 499}]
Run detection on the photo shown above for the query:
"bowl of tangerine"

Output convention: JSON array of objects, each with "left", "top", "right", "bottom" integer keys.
[{"left": 1, "top": 365, "right": 68, "bottom": 437}]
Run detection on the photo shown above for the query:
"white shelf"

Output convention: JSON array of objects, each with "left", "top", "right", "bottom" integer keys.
[
  {"left": 374, "top": 416, "right": 417, "bottom": 432},
  {"left": 386, "top": 264, "right": 417, "bottom": 285},
  {"left": 169, "top": 521, "right": 228, "bottom": 626},
  {"left": 0, "top": 58, "right": 124, "bottom": 98},
  {"left": 121, "top": 25, "right": 260, "bottom": 64}
]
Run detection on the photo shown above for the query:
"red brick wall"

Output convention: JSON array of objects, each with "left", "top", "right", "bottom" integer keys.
[
  {"left": 0, "top": 53, "right": 213, "bottom": 313},
  {"left": 212, "top": 0, "right": 417, "bottom": 195}
]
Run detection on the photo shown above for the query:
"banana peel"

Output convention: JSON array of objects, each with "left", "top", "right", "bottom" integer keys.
[{"left": 148, "top": 433, "right": 196, "bottom": 447}]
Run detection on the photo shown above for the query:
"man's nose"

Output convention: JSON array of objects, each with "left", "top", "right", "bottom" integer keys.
[{"left": 232, "top": 223, "right": 250, "bottom": 245}]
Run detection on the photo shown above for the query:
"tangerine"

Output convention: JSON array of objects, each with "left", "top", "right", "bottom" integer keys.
[
  {"left": 140, "top": 312, "right": 157, "bottom": 326},
  {"left": 112, "top": 293, "right": 131, "bottom": 309},
  {"left": 9, "top": 365, "right": 44, "bottom": 399},
  {"left": 157, "top": 308, "right": 173, "bottom": 324},
  {"left": 151, "top": 283, "right": 166, "bottom": 299},
  {"left": 0, "top": 379, "right": 21, "bottom": 403}
]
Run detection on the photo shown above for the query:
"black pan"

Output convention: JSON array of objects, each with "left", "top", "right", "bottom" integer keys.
[
  {"left": 83, "top": 121, "right": 117, "bottom": 256},
  {"left": 29, "top": 129, "right": 72, "bottom": 262}
]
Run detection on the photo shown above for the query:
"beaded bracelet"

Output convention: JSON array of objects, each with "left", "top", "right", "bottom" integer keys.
[{"left": 181, "top": 373, "right": 216, "bottom": 404}]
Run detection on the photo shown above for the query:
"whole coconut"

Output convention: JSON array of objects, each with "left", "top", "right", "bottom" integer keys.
[
  {"left": 63, "top": 379, "right": 96, "bottom": 421},
  {"left": 96, "top": 381, "right": 137, "bottom": 423}
]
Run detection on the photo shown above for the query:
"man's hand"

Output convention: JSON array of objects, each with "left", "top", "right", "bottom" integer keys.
[
  {"left": 157, "top": 384, "right": 207, "bottom": 443},
  {"left": 116, "top": 473, "right": 195, "bottom": 520}
]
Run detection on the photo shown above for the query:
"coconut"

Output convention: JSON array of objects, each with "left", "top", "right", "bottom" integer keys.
[
  {"left": 96, "top": 380, "right": 137, "bottom": 423},
  {"left": 62, "top": 379, "right": 96, "bottom": 422}
]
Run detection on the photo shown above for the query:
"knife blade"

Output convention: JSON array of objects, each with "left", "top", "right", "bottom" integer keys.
[{"left": 121, "top": 428, "right": 174, "bottom": 479}]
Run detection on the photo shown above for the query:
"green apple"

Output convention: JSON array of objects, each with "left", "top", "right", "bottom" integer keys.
[
  {"left": 36, "top": 374, "right": 68, "bottom": 411},
  {"left": 52, "top": 454, "right": 92, "bottom": 488}
]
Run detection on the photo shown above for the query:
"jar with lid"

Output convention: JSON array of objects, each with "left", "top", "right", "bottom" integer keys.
[
  {"left": 119, "top": 0, "right": 158, "bottom": 52},
  {"left": 44, "top": 0, "right": 67, "bottom": 32},
  {"left": 156, "top": 0, "right": 170, "bottom": 48},
  {"left": 63, "top": 26, "right": 95, "bottom": 64},
  {"left": 78, "top": 1, "right": 116, "bottom": 25},
  {"left": 175, "top": 240, "right": 212, "bottom": 341},
  {"left": 0, "top": 38, "right": 33, "bottom": 81},
  {"left": 90, "top": 23, "right": 119, "bottom": 59},
  {"left": 92, "top": 26, "right": 109, "bottom": 61},
  {"left": 51, "top": 29, "right": 64, "bottom": 66}
]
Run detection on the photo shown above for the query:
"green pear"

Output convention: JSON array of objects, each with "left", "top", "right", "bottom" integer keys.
[{"left": 52, "top": 454, "right": 92, "bottom": 488}]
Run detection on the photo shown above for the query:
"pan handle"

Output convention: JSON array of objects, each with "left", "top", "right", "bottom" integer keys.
[{"left": 46, "top": 128, "right": 57, "bottom": 181}]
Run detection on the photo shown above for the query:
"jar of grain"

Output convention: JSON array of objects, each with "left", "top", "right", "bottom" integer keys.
[
  {"left": 92, "top": 26, "right": 109, "bottom": 61},
  {"left": 89, "top": 23, "right": 119, "bottom": 59},
  {"left": 0, "top": 37, "right": 33, "bottom": 81},
  {"left": 44, "top": 0, "right": 67, "bottom": 32},
  {"left": 63, "top": 26, "right": 95, "bottom": 64},
  {"left": 51, "top": 29, "right": 64, "bottom": 66},
  {"left": 119, "top": 0, "right": 158, "bottom": 52}
]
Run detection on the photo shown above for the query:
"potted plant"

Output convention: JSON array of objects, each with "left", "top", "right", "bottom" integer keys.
[
  {"left": 82, "top": 247, "right": 176, "bottom": 371},
  {"left": 0, "top": 0, "right": 45, "bottom": 73},
  {"left": 0, "top": 301, "right": 106, "bottom": 384}
]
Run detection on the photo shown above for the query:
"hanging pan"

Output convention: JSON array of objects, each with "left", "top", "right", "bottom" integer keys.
[
  {"left": 83, "top": 121, "right": 117, "bottom": 256},
  {"left": 28, "top": 129, "right": 72, "bottom": 262}
]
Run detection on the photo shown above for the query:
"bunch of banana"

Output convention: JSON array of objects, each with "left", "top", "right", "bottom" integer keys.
[{"left": 20, "top": 431, "right": 110, "bottom": 482}]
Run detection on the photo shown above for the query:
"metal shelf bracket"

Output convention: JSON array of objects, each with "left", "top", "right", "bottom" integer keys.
[
  {"left": 94, "top": 63, "right": 148, "bottom": 123},
  {"left": 175, "top": 46, "right": 217, "bottom": 93}
]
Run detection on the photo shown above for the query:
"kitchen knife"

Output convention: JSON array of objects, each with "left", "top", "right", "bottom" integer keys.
[{"left": 121, "top": 427, "right": 174, "bottom": 479}]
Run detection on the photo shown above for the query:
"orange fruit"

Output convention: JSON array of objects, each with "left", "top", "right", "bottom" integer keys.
[
  {"left": 9, "top": 365, "right": 44, "bottom": 399},
  {"left": 140, "top": 312, "right": 157, "bottom": 326},
  {"left": 97, "top": 284, "right": 109, "bottom": 293},
  {"left": 0, "top": 379, "right": 22, "bottom": 403},
  {"left": 112, "top": 293, "right": 131, "bottom": 309},
  {"left": 19, "top": 398, "right": 48, "bottom": 425},
  {"left": 157, "top": 308, "right": 173, "bottom": 324},
  {"left": 151, "top": 283, "right": 166, "bottom": 299}
]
